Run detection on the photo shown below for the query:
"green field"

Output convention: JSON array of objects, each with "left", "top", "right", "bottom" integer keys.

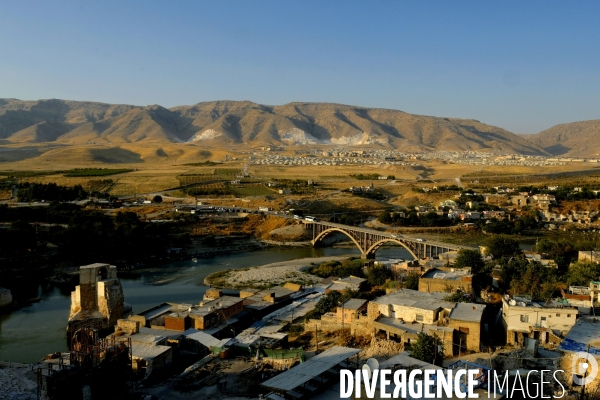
[
  {"left": 63, "top": 168, "right": 133, "bottom": 177},
  {"left": 231, "top": 185, "right": 274, "bottom": 197},
  {"left": 0, "top": 170, "right": 57, "bottom": 178}
]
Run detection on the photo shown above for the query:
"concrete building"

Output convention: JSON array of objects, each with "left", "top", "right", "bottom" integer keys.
[
  {"left": 560, "top": 281, "right": 600, "bottom": 315},
  {"left": 579, "top": 250, "right": 600, "bottom": 263},
  {"left": 336, "top": 298, "right": 368, "bottom": 324},
  {"left": 418, "top": 268, "right": 473, "bottom": 294},
  {"left": 68, "top": 263, "right": 127, "bottom": 331},
  {"left": 558, "top": 317, "right": 600, "bottom": 392},
  {"left": 447, "top": 303, "right": 486, "bottom": 353},
  {"left": 502, "top": 295, "right": 578, "bottom": 347},
  {"left": 326, "top": 276, "right": 367, "bottom": 292},
  {"left": 368, "top": 289, "right": 487, "bottom": 355},
  {"left": 129, "top": 296, "right": 244, "bottom": 332}
]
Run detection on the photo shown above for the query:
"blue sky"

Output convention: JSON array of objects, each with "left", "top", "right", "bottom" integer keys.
[{"left": 1, "top": 1, "right": 599, "bottom": 133}]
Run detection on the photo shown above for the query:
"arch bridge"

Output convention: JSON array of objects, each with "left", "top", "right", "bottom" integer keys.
[{"left": 306, "top": 221, "right": 469, "bottom": 259}]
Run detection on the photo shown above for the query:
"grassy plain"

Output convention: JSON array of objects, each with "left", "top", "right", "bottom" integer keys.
[{"left": 1, "top": 144, "right": 599, "bottom": 203}]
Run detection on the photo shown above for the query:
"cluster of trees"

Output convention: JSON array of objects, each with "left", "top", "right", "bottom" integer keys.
[
  {"left": 309, "top": 258, "right": 395, "bottom": 287},
  {"left": 310, "top": 258, "right": 364, "bottom": 279},
  {"left": 378, "top": 209, "right": 455, "bottom": 227},
  {"left": 17, "top": 183, "right": 87, "bottom": 202},
  {"left": 480, "top": 212, "right": 538, "bottom": 234},
  {"left": 478, "top": 236, "right": 600, "bottom": 301},
  {"left": 516, "top": 185, "right": 600, "bottom": 202},
  {"left": 350, "top": 173, "right": 380, "bottom": 180},
  {"left": 328, "top": 213, "right": 363, "bottom": 226},
  {"left": 0, "top": 203, "right": 179, "bottom": 262}
]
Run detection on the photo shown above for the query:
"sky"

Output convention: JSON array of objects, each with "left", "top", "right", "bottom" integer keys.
[{"left": 1, "top": 1, "right": 599, "bottom": 134}]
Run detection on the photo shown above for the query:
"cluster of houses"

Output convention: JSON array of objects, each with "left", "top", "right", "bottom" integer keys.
[{"left": 65, "top": 254, "right": 600, "bottom": 397}]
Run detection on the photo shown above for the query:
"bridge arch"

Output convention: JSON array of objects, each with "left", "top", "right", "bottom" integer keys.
[
  {"left": 365, "top": 239, "right": 418, "bottom": 260},
  {"left": 313, "top": 228, "right": 363, "bottom": 254}
]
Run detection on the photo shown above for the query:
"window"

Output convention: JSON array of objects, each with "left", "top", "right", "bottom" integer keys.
[
  {"left": 520, "top": 315, "right": 529, "bottom": 323},
  {"left": 567, "top": 314, "right": 571, "bottom": 318},
  {"left": 556, "top": 313, "right": 560, "bottom": 317},
  {"left": 416, "top": 314, "right": 424, "bottom": 322}
]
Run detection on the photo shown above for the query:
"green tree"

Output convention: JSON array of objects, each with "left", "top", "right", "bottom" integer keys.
[
  {"left": 508, "top": 260, "right": 559, "bottom": 301},
  {"left": 405, "top": 271, "right": 420, "bottom": 290},
  {"left": 565, "top": 261, "right": 600, "bottom": 286},
  {"left": 443, "top": 292, "right": 473, "bottom": 303},
  {"left": 365, "top": 264, "right": 391, "bottom": 286},
  {"left": 485, "top": 236, "right": 522, "bottom": 260},
  {"left": 314, "top": 291, "right": 343, "bottom": 315},
  {"left": 410, "top": 333, "right": 444, "bottom": 365},
  {"left": 378, "top": 209, "right": 392, "bottom": 224},
  {"left": 535, "top": 238, "right": 578, "bottom": 271},
  {"left": 454, "top": 249, "right": 485, "bottom": 274}
]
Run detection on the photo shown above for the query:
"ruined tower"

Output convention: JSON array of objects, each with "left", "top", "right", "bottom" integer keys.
[{"left": 68, "top": 263, "right": 126, "bottom": 331}]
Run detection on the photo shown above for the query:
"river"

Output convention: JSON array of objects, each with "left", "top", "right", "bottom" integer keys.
[{"left": 0, "top": 245, "right": 414, "bottom": 363}]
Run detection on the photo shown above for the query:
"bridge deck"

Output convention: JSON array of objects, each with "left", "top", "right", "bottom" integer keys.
[{"left": 305, "top": 220, "right": 473, "bottom": 258}]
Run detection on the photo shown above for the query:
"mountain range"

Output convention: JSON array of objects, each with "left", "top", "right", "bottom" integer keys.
[{"left": 0, "top": 98, "right": 597, "bottom": 157}]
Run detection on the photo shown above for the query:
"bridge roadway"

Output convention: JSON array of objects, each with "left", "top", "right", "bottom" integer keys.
[{"left": 304, "top": 220, "right": 471, "bottom": 260}]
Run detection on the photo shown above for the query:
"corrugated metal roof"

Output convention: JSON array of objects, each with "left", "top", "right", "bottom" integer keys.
[
  {"left": 262, "top": 346, "right": 360, "bottom": 391},
  {"left": 341, "top": 298, "right": 367, "bottom": 310},
  {"left": 185, "top": 330, "right": 223, "bottom": 348}
]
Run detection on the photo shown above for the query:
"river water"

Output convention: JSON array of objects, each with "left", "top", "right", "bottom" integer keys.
[{"left": 0, "top": 246, "right": 414, "bottom": 363}]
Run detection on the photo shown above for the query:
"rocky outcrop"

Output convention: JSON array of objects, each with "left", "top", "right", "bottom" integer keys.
[{"left": 0, "top": 287, "right": 12, "bottom": 307}]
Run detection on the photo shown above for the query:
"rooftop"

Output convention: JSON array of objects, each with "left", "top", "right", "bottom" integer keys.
[
  {"left": 372, "top": 289, "right": 455, "bottom": 311},
  {"left": 332, "top": 276, "right": 366, "bottom": 285},
  {"left": 503, "top": 295, "right": 578, "bottom": 310},
  {"left": 448, "top": 303, "right": 486, "bottom": 323},
  {"left": 131, "top": 344, "right": 172, "bottom": 360},
  {"left": 558, "top": 317, "right": 600, "bottom": 355},
  {"left": 422, "top": 268, "right": 472, "bottom": 281},
  {"left": 80, "top": 263, "right": 112, "bottom": 269},
  {"left": 262, "top": 346, "right": 360, "bottom": 392},
  {"left": 340, "top": 298, "right": 368, "bottom": 311},
  {"left": 375, "top": 316, "right": 454, "bottom": 336}
]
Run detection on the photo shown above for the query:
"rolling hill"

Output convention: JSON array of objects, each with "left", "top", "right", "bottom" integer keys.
[
  {"left": 0, "top": 98, "right": 549, "bottom": 155},
  {"left": 523, "top": 120, "right": 600, "bottom": 157}
]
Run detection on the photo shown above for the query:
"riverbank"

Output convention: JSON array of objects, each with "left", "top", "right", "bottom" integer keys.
[{"left": 204, "top": 255, "right": 352, "bottom": 289}]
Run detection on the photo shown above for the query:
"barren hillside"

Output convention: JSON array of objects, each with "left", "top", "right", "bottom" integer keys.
[
  {"left": 0, "top": 98, "right": 548, "bottom": 155},
  {"left": 525, "top": 120, "right": 600, "bottom": 157}
]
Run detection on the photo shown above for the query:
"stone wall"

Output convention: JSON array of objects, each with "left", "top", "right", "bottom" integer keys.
[
  {"left": 117, "top": 319, "right": 140, "bottom": 334},
  {"left": 418, "top": 278, "right": 472, "bottom": 294},
  {"left": 447, "top": 319, "right": 481, "bottom": 352},
  {"left": 307, "top": 318, "right": 373, "bottom": 336}
]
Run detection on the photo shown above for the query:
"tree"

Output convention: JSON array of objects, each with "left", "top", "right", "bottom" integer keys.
[
  {"left": 410, "top": 333, "right": 444, "bottom": 365},
  {"left": 405, "top": 271, "right": 420, "bottom": 290},
  {"left": 565, "top": 261, "right": 600, "bottom": 286},
  {"left": 314, "top": 291, "right": 343, "bottom": 315},
  {"left": 377, "top": 209, "right": 392, "bottom": 224},
  {"left": 508, "top": 260, "right": 560, "bottom": 301},
  {"left": 485, "top": 236, "right": 522, "bottom": 260},
  {"left": 152, "top": 195, "right": 163, "bottom": 203},
  {"left": 365, "top": 264, "right": 391, "bottom": 286},
  {"left": 535, "top": 238, "right": 578, "bottom": 271},
  {"left": 454, "top": 249, "right": 485, "bottom": 274},
  {"left": 443, "top": 292, "right": 473, "bottom": 303}
]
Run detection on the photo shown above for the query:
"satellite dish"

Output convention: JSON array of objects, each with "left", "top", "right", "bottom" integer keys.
[
  {"left": 366, "top": 358, "right": 380, "bottom": 372},
  {"left": 362, "top": 364, "right": 372, "bottom": 379},
  {"left": 509, "top": 299, "right": 517, "bottom": 306}
]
